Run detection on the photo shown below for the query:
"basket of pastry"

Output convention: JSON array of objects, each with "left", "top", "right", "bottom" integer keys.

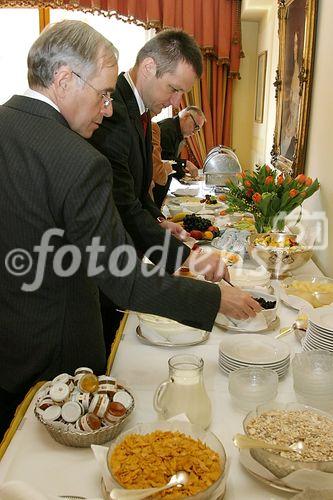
[{"left": 34, "top": 367, "right": 134, "bottom": 447}]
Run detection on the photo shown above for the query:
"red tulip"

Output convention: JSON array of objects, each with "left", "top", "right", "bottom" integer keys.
[
  {"left": 265, "top": 176, "right": 274, "bottom": 185},
  {"left": 305, "top": 177, "right": 313, "bottom": 186},
  {"left": 252, "top": 193, "right": 262, "bottom": 203},
  {"left": 289, "top": 189, "right": 299, "bottom": 198},
  {"left": 246, "top": 189, "right": 254, "bottom": 198},
  {"left": 244, "top": 180, "right": 252, "bottom": 187},
  {"left": 265, "top": 165, "right": 271, "bottom": 173}
]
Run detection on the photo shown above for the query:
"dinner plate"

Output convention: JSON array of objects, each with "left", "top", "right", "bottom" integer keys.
[
  {"left": 215, "top": 315, "right": 280, "bottom": 333},
  {"left": 308, "top": 305, "right": 333, "bottom": 330},
  {"left": 218, "top": 352, "right": 290, "bottom": 369},
  {"left": 219, "top": 335, "right": 290, "bottom": 364},
  {"left": 136, "top": 326, "right": 210, "bottom": 347}
]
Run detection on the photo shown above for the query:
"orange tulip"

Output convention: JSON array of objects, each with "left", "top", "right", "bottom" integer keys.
[
  {"left": 296, "top": 174, "right": 306, "bottom": 184},
  {"left": 305, "top": 177, "right": 313, "bottom": 186},
  {"left": 265, "top": 165, "right": 271, "bottom": 173},
  {"left": 252, "top": 193, "right": 262, "bottom": 203},
  {"left": 277, "top": 174, "right": 284, "bottom": 185},
  {"left": 265, "top": 176, "right": 274, "bottom": 185},
  {"left": 289, "top": 189, "right": 299, "bottom": 198},
  {"left": 244, "top": 180, "right": 252, "bottom": 187}
]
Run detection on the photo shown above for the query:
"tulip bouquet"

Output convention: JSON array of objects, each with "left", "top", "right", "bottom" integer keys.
[{"left": 225, "top": 164, "right": 320, "bottom": 233}]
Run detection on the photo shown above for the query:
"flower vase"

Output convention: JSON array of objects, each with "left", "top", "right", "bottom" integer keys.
[{"left": 254, "top": 214, "right": 286, "bottom": 234}]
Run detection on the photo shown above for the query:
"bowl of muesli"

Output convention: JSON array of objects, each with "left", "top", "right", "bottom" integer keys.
[{"left": 243, "top": 402, "right": 333, "bottom": 478}]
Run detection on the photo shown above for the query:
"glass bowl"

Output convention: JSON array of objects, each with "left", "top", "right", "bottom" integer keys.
[
  {"left": 228, "top": 367, "right": 278, "bottom": 411},
  {"left": 107, "top": 420, "right": 227, "bottom": 499},
  {"left": 243, "top": 402, "right": 333, "bottom": 479},
  {"left": 292, "top": 350, "right": 333, "bottom": 411},
  {"left": 281, "top": 274, "right": 333, "bottom": 308},
  {"left": 247, "top": 233, "right": 313, "bottom": 278}
]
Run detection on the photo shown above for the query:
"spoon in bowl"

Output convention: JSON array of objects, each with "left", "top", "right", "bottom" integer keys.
[
  {"left": 233, "top": 433, "right": 305, "bottom": 455},
  {"left": 110, "top": 470, "right": 189, "bottom": 499}
]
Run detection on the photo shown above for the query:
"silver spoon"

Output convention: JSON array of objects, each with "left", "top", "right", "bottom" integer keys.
[
  {"left": 233, "top": 433, "right": 305, "bottom": 454},
  {"left": 110, "top": 470, "right": 189, "bottom": 499}
]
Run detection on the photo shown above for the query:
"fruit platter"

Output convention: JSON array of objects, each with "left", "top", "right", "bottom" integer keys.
[{"left": 182, "top": 214, "right": 221, "bottom": 241}]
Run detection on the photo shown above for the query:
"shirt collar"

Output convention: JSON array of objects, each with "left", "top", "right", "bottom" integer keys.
[
  {"left": 124, "top": 71, "right": 146, "bottom": 116},
  {"left": 23, "top": 89, "right": 60, "bottom": 112}
]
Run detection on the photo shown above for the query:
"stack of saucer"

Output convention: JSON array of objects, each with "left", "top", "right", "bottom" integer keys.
[
  {"left": 219, "top": 334, "right": 290, "bottom": 379},
  {"left": 302, "top": 305, "right": 333, "bottom": 352}
]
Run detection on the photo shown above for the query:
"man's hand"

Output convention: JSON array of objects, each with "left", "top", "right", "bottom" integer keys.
[
  {"left": 159, "top": 220, "right": 189, "bottom": 241},
  {"left": 185, "top": 160, "right": 199, "bottom": 179},
  {"left": 219, "top": 282, "right": 262, "bottom": 319},
  {"left": 184, "top": 248, "right": 229, "bottom": 282}
]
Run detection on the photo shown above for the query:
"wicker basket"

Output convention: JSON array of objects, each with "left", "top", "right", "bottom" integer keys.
[{"left": 34, "top": 388, "right": 134, "bottom": 447}]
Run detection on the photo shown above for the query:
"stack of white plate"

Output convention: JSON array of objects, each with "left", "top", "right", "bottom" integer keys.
[
  {"left": 219, "top": 334, "right": 290, "bottom": 379},
  {"left": 302, "top": 305, "right": 333, "bottom": 352}
]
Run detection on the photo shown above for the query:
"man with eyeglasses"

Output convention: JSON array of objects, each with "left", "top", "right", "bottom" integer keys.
[{"left": 152, "top": 106, "right": 205, "bottom": 209}]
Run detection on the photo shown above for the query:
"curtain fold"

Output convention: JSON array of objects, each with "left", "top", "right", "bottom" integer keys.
[{"left": 2, "top": 0, "right": 242, "bottom": 163}]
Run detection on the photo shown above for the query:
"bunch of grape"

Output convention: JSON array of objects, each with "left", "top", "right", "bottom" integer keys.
[{"left": 183, "top": 214, "right": 212, "bottom": 232}]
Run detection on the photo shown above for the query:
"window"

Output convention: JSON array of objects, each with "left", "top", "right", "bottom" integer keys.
[{"left": 0, "top": 9, "right": 39, "bottom": 104}]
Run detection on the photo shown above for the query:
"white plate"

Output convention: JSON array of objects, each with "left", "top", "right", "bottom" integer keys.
[
  {"left": 218, "top": 352, "right": 290, "bottom": 368},
  {"left": 136, "top": 326, "right": 209, "bottom": 347},
  {"left": 219, "top": 335, "right": 290, "bottom": 364},
  {"left": 215, "top": 315, "right": 279, "bottom": 333},
  {"left": 308, "top": 305, "right": 333, "bottom": 330}
]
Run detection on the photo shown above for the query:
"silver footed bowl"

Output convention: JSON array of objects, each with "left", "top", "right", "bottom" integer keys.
[{"left": 247, "top": 232, "right": 313, "bottom": 279}]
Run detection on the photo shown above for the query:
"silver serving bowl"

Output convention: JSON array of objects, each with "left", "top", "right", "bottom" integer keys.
[{"left": 247, "top": 233, "right": 313, "bottom": 278}]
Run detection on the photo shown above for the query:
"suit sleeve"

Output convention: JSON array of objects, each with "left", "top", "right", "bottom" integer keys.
[
  {"left": 62, "top": 153, "right": 221, "bottom": 332},
  {"left": 89, "top": 102, "right": 190, "bottom": 274}
]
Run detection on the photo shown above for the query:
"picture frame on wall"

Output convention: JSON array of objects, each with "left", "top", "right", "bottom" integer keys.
[
  {"left": 255, "top": 50, "right": 267, "bottom": 123},
  {"left": 271, "top": 0, "right": 318, "bottom": 175}
]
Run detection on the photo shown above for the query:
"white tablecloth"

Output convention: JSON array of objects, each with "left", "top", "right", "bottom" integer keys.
[{"left": 0, "top": 259, "right": 321, "bottom": 499}]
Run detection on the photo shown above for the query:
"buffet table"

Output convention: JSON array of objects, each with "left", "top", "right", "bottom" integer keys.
[{"left": 0, "top": 258, "right": 321, "bottom": 500}]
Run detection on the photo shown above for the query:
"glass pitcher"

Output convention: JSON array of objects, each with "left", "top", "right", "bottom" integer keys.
[{"left": 153, "top": 354, "right": 211, "bottom": 429}]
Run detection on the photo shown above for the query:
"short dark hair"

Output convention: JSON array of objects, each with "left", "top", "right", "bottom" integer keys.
[{"left": 135, "top": 29, "right": 203, "bottom": 79}]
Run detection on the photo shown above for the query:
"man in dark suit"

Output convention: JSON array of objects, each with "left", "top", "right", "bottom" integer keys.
[
  {"left": 0, "top": 21, "right": 260, "bottom": 440},
  {"left": 90, "top": 31, "right": 230, "bottom": 341},
  {"left": 153, "top": 106, "right": 205, "bottom": 208}
]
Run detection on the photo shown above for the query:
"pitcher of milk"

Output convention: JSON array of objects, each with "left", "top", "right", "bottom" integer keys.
[{"left": 153, "top": 354, "right": 211, "bottom": 429}]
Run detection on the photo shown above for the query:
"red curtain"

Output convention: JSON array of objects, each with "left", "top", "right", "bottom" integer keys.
[{"left": 3, "top": 0, "right": 242, "bottom": 159}]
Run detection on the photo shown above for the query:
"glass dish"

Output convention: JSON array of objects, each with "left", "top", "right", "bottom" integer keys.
[
  {"left": 107, "top": 420, "right": 227, "bottom": 499},
  {"left": 243, "top": 402, "right": 333, "bottom": 479},
  {"left": 282, "top": 274, "right": 333, "bottom": 308},
  {"left": 228, "top": 367, "right": 278, "bottom": 411}
]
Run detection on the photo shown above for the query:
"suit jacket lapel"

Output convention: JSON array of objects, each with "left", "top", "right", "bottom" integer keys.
[{"left": 116, "top": 74, "right": 152, "bottom": 192}]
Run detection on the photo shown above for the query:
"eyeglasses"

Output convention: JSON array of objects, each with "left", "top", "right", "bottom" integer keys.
[
  {"left": 72, "top": 71, "right": 113, "bottom": 108},
  {"left": 188, "top": 113, "right": 201, "bottom": 132}
]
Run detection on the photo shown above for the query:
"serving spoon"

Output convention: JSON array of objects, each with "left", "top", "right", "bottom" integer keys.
[
  {"left": 233, "top": 433, "right": 305, "bottom": 454},
  {"left": 110, "top": 471, "right": 189, "bottom": 499},
  {"left": 275, "top": 318, "right": 307, "bottom": 339}
]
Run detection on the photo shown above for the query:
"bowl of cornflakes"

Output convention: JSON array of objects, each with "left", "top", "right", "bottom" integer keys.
[
  {"left": 248, "top": 232, "right": 313, "bottom": 278},
  {"left": 107, "top": 420, "right": 227, "bottom": 499},
  {"left": 281, "top": 275, "right": 333, "bottom": 308}
]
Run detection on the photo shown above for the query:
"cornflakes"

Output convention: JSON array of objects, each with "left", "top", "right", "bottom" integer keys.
[{"left": 109, "top": 430, "right": 223, "bottom": 498}]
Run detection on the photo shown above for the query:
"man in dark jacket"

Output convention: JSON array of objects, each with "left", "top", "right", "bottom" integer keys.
[{"left": 153, "top": 106, "right": 205, "bottom": 208}]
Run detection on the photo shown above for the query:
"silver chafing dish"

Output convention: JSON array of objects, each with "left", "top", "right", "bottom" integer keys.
[{"left": 203, "top": 145, "right": 241, "bottom": 188}]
